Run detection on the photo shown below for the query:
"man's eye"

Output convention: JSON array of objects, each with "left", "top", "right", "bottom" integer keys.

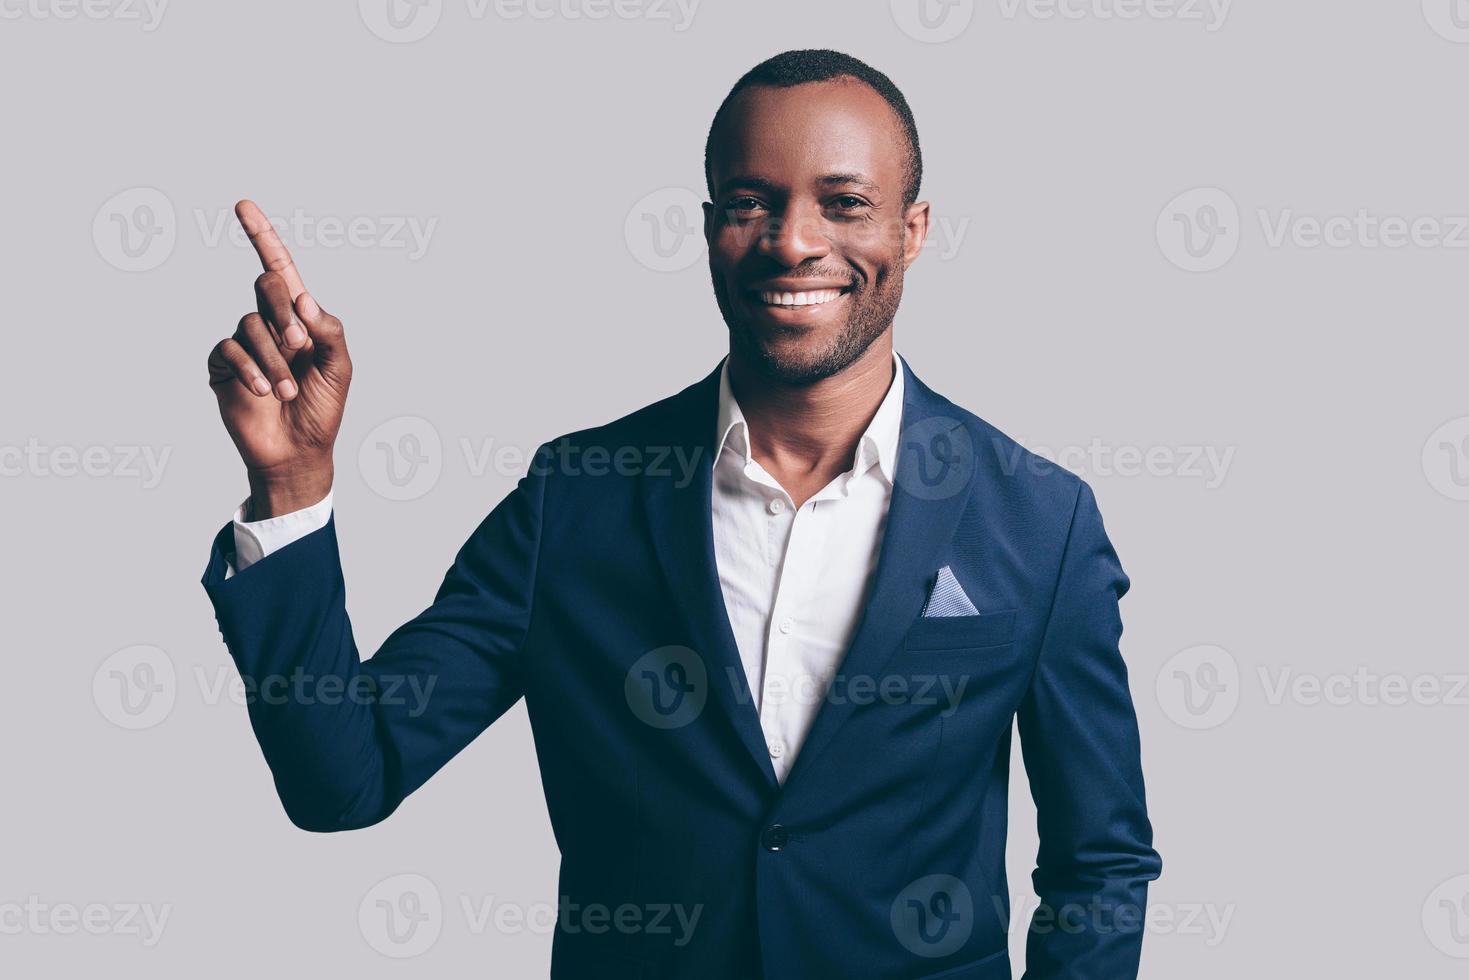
[
  {"left": 832, "top": 195, "right": 868, "bottom": 211},
  {"left": 725, "top": 197, "right": 764, "bottom": 214}
]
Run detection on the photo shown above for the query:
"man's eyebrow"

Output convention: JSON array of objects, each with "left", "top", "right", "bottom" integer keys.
[
  {"left": 816, "top": 172, "right": 880, "bottom": 192},
  {"left": 714, "top": 175, "right": 779, "bottom": 198},
  {"left": 713, "top": 173, "right": 882, "bottom": 198}
]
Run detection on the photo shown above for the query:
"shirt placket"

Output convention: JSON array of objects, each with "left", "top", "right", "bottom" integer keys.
[{"left": 760, "top": 492, "right": 834, "bottom": 782}]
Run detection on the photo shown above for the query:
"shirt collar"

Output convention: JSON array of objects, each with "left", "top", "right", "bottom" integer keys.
[{"left": 714, "top": 349, "right": 906, "bottom": 486}]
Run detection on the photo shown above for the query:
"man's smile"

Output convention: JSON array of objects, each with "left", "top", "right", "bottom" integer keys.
[{"left": 745, "top": 280, "right": 854, "bottom": 320}]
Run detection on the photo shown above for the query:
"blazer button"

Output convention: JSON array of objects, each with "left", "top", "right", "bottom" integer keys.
[{"left": 760, "top": 824, "right": 790, "bottom": 851}]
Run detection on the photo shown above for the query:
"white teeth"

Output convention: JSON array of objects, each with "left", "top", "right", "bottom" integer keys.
[{"left": 758, "top": 288, "right": 844, "bottom": 307}]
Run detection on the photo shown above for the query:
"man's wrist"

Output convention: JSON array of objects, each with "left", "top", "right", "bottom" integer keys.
[{"left": 246, "top": 463, "right": 334, "bottom": 520}]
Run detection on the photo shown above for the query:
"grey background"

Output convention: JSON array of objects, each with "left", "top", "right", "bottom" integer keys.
[{"left": 3, "top": 0, "right": 1467, "bottom": 975}]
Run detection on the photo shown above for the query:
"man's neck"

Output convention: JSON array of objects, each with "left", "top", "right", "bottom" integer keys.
[{"left": 726, "top": 338, "right": 896, "bottom": 507}]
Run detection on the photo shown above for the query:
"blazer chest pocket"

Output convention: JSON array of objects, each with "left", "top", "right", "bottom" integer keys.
[{"left": 903, "top": 609, "right": 1017, "bottom": 653}]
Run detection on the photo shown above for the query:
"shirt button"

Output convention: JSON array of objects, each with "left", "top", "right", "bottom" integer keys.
[
  {"left": 768, "top": 740, "right": 785, "bottom": 758},
  {"left": 760, "top": 824, "right": 790, "bottom": 851},
  {"left": 778, "top": 618, "right": 793, "bottom": 634},
  {"left": 768, "top": 498, "right": 786, "bottom": 515}
]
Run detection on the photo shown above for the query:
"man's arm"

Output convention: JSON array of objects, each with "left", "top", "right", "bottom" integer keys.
[
  {"left": 201, "top": 200, "right": 546, "bottom": 830},
  {"left": 1016, "top": 479, "right": 1162, "bottom": 980},
  {"left": 201, "top": 461, "right": 545, "bottom": 832}
]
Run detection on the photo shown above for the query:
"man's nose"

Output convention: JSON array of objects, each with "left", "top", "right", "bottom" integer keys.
[{"left": 756, "top": 208, "right": 832, "bottom": 266}]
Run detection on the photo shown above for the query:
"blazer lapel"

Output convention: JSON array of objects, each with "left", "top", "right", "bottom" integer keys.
[
  {"left": 778, "top": 360, "right": 977, "bottom": 792},
  {"left": 640, "top": 362, "right": 780, "bottom": 790}
]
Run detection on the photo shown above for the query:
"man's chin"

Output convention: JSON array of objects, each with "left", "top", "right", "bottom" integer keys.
[{"left": 730, "top": 327, "right": 851, "bottom": 386}]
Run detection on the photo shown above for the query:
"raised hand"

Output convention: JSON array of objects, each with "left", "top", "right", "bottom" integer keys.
[{"left": 208, "top": 200, "right": 352, "bottom": 519}]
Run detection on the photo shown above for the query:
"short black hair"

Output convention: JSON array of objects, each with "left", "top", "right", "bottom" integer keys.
[{"left": 704, "top": 49, "right": 923, "bottom": 209}]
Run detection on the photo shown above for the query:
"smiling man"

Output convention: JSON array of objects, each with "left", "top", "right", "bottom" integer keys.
[{"left": 202, "top": 49, "right": 1160, "bottom": 980}]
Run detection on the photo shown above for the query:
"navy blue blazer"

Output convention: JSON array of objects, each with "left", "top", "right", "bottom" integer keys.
[{"left": 202, "top": 358, "right": 1160, "bottom": 980}]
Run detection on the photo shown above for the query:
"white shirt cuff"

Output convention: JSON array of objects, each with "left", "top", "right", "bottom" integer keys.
[{"left": 226, "top": 489, "right": 334, "bottom": 578}]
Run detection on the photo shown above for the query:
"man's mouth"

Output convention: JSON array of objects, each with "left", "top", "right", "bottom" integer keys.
[{"left": 750, "top": 286, "right": 851, "bottom": 309}]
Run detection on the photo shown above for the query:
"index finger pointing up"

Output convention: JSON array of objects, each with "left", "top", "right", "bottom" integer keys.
[{"left": 235, "top": 199, "right": 306, "bottom": 299}]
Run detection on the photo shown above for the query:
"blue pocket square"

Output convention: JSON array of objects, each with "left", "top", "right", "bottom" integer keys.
[{"left": 921, "top": 565, "right": 980, "bottom": 617}]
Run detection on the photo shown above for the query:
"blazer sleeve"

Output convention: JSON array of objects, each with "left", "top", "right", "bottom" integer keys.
[
  {"left": 1015, "top": 479, "right": 1162, "bottom": 980},
  {"left": 200, "top": 458, "right": 547, "bottom": 832}
]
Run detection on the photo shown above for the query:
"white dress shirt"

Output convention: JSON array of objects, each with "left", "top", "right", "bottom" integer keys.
[
  {"left": 712, "top": 351, "right": 904, "bottom": 782},
  {"left": 226, "top": 352, "right": 906, "bottom": 784}
]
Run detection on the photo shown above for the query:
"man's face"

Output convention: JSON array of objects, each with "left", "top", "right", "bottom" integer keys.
[{"left": 704, "top": 77, "right": 929, "bottom": 386}]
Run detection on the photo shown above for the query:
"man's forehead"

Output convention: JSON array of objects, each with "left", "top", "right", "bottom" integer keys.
[{"left": 711, "top": 80, "right": 905, "bottom": 191}]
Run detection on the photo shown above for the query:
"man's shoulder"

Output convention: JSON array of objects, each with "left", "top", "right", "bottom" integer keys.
[
  {"left": 523, "top": 365, "right": 718, "bottom": 489},
  {"left": 905, "top": 365, "right": 1088, "bottom": 514}
]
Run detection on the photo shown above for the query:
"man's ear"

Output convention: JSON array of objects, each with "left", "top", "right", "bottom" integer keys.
[
  {"left": 702, "top": 201, "right": 718, "bottom": 248},
  {"left": 901, "top": 200, "right": 931, "bottom": 269}
]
